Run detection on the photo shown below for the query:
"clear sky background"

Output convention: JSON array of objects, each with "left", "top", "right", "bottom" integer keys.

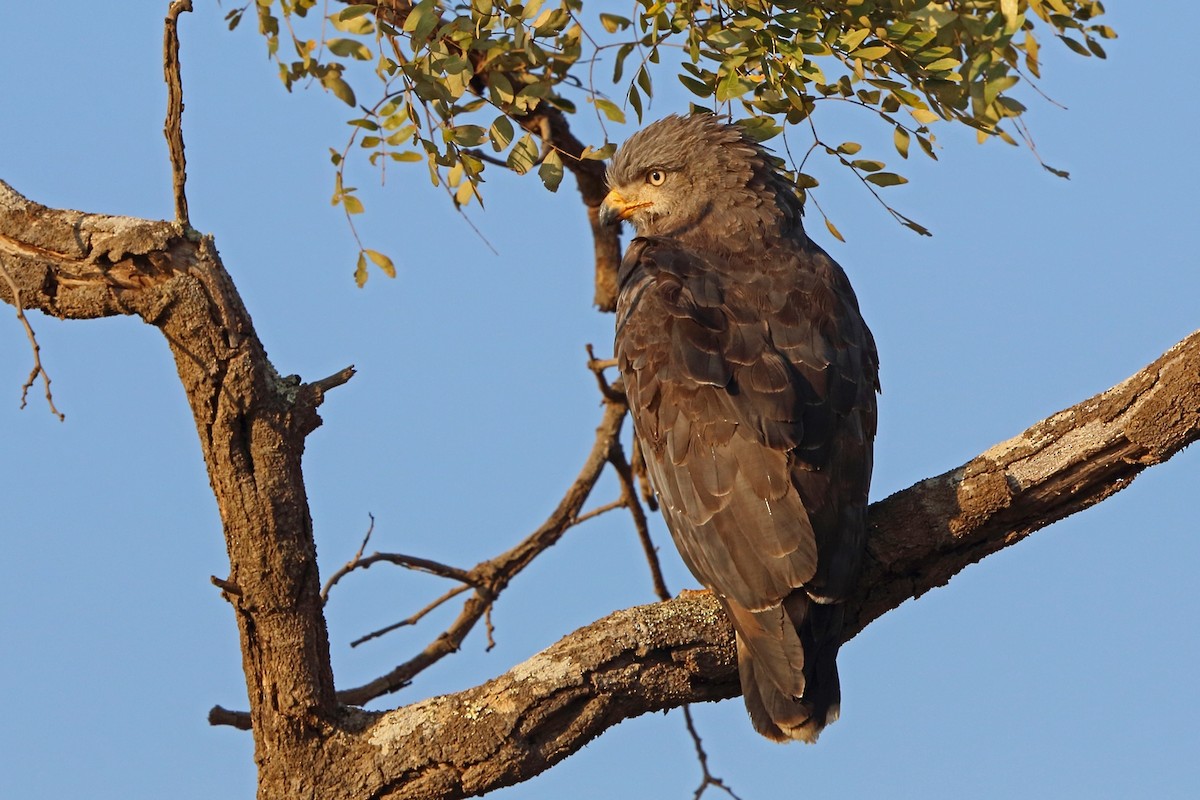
[{"left": 2, "top": 3, "right": 1197, "bottom": 799}]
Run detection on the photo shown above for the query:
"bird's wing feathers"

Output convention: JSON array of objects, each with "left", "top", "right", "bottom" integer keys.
[{"left": 616, "top": 236, "right": 876, "bottom": 612}]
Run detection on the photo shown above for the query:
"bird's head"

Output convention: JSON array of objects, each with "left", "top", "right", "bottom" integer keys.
[{"left": 600, "top": 113, "right": 802, "bottom": 246}]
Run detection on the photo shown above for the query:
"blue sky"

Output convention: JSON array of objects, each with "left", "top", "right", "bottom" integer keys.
[{"left": 2, "top": 4, "right": 1197, "bottom": 799}]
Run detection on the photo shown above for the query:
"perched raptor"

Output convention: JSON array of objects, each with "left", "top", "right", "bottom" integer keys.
[{"left": 602, "top": 114, "right": 879, "bottom": 742}]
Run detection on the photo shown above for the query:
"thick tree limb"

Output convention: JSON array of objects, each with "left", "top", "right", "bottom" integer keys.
[
  {"left": 3, "top": 178, "right": 1196, "bottom": 799},
  {"left": 332, "top": 328, "right": 1199, "bottom": 800},
  {"left": 0, "top": 179, "right": 342, "bottom": 794}
]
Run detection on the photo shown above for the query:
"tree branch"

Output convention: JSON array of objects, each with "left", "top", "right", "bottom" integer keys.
[
  {"left": 0, "top": 260, "right": 64, "bottom": 419},
  {"left": 847, "top": 328, "right": 1200, "bottom": 638},
  {"left": 322, "top": 328, "right": 1198, "bottom": 800},
  {"left": 163, "top": 0, "right": 192, "bottom": 226},
  {"left": 4, "top": 177, "right": 1195, "bottom": 799}
]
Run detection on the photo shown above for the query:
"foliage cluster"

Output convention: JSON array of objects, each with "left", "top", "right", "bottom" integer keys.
[{"left": 231, "top": 0, "right": 1112, "bottom": 279}]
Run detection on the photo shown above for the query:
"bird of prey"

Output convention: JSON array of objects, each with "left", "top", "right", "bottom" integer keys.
[{"left": 602, "top": 113, "right": 879, "bottom": 743}]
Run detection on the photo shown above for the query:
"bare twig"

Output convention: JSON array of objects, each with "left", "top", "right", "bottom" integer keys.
[
  {"left": 344, "top": 552, "right": 476, "bottom": 586},
  {"left": 683, "top": 705, "right": 744, "bottom": 800},
  {"left": 0, "top": 261, "right": 63, "bottom": 420},
  {"left": 350, "top": 584, "right": 471, "bottom": 648},
  {"left": 630, "top": 435, "right": 658, "bottom": 512},
  {"left": 321, "top": 514, "right": 377, "bottom": 603},
  {"left": 163, "top": 0, "right": 192, "bottom": 226},
  {"left": 572, "top": 498, "right": 625, "bottom": 526},
  {"left": 586, "top": 343, "right": 623, "bottom": 402},
  {"left": 210, "top": 575, "right": 242, "bottom": 598},
  {"left": 208, "top": 705, "right": 252, "bottom": 731},
  {"left": 306, "top": 364, "right": 357, "bottom": 395},
  {"left": 608, "top": 439, "right": 670, "bottom": 602},
  {"left": 484, "top": 604, "right": 496, "bottom": 651}
]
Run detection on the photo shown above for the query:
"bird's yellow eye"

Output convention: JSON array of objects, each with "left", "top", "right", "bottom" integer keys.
[{"left": 647, "top": 169, "right": 666, "bottom": 186}]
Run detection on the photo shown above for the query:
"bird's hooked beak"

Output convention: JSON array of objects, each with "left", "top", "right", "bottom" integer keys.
[{"left": 599, "top": 188, "right": 650, "bottom": 227}]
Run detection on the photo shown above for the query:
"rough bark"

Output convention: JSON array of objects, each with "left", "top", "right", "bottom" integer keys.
[
  {"left": 0, "top": 180, "right": 342, "bottom": 794},
  {"left": 2, "top": 178, "right": 1197, "bottom": 799}
]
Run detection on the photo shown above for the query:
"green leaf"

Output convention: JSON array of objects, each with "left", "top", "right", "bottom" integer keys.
[
  {"left": 488, "top": 72, "right": 516, "bottom": 105},
  {"left": 837, "top": 142, "right": 862, "bottom": 155},
  {"left": 354, "top": 251, "right": 368, "bottom": 287},
  {"left": 679, "top": 74, "right": 711, "bottom": 98},
  {"left": 455, "top": 179, "right": 478, "bottom": 206},
  {"left": 365, "top": 249, "right": 396, "bottom": 278},
  {"left": 403, "top": 0, "right": 438, "bottom": 42},
  {"left": 489, "top": 116, "right": 514, "bottom": 151},
  {"left": 336, "top": 5, "right": 375, "bottom": 23},
  {"left": 636, "top": 66, "right": 652, "bottom": 98},
  {"left": 734, "top": 116, "right": 782, "bottom": 142},
  {"left": 327, "top": 38, "right": 372, "bottom": 60},
  {"left": 451, "top": 125, "right": 487, "bottom": 147},
  {"left": 599, "top": 13, "right": 630, "bottom": 33},
  {"left": 341, "top": 193, "right": 364, "bottom": 214},
  {"left": 322, "top": 72, "right": 356, "bottom": 106},
  {"left": 910, "top": 107, "right": 940, "bottom": 124},
  {"left": 850, "top": 45, "right": 891, "bottom": 61},
  {"left": 580, "top": 143, "right": 617, "bottom": 161},
  {"left": 851, "top": 159, "right": 885, "bottom": 172},
  {"left": 893, "top": 127, "right": 911, "bottom": 158},
  {"left": 715, "top": 70, "right": 750, "bottom": 102},
  {"left": 838, "top": 28, "right": 870, "bottom": 52},
  {"left": 865, "top": 172, "right": 908, "bottom": 187},
  {"left": 612, "top": 42, "right": 634, "bottom": 83},
  {"left": 538, "top": 149, "right": 564, "bottom": 192},
  {"left": 594, "top": 97, "right": 625, "bottom": 124},
  {"left": 924, "top": 57, "right": 961, "bottom": 73},
  {"left": 390, "top": 151, "right": 423, "bottom": 162},
  {"left": 903, "top": 218, "right": 932, "bottom": 237},
  {"left": 627, "top": 85, "right": 643, "bottom": 122},
  {"left": 507, "top": 133, "right": 539, "bottom": 175},
  {"left": 824, "top": 216, "right": 846, "bottom": 242},
  {"left": 1058, "top": 35, "right": 1091, "bottom": 57}
]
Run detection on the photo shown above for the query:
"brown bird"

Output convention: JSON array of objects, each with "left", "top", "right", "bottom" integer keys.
[{"left": 602, "top": 113, "right": 879, "bottom": 742}]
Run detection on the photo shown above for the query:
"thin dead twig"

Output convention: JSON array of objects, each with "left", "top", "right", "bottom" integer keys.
[
  {"left": 0, "top": 262, "right": 63, "bottom": 421},
  {"left": 683, "top": 705, "right": 744, "bottom": 800},
  {"left": 572, "top": 498, "right": 626, "bottom": 526},
  {"left": 586, "top": 343, "right": 623, "bottom": 402},
  {"left": 346, "top": 552, "right": 476, "bottom": 586},
  {"left": 350, "top": 584, "right": 471, "bottom": 648},
  {"left": 321, "top": 513, "right": 377, "bottom": 603},
  {"left": 630, "top": 434, "right": 658, "bottom": 511},
  {"left": 608, "top": 439, "right": 670, "bottom": 602}
]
